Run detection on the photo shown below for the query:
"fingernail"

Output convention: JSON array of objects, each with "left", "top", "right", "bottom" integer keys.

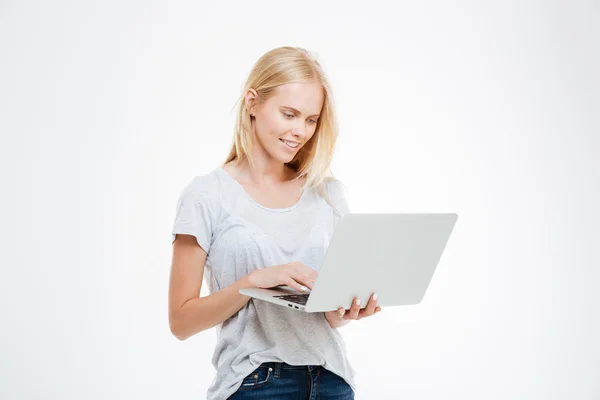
[
  {"left": 373, "top": 293, "right": 378, "bottom": 301},
  {"left": 338, "top": 309, "right": 345, "bottom": 317},
  {"left": 300, "top": 286, "right": 307, "bottom": 292},
  {"left": 355, "top": 299, "right": 361, "bottom": 306}
]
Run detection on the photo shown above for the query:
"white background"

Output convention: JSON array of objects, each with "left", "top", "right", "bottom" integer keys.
[{"left": 1, "top": 1, "right": 599, "bottom": 399}]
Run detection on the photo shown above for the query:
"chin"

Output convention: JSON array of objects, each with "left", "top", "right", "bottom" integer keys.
[
  {"left": 277, "top": 154, "right": 296, "bottom": 163},
  {"left": 271, "top": 146, "right": 298, "bottom": 163}
]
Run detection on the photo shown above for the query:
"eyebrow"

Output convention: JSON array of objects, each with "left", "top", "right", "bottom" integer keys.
[{"left": 282, "top": 106, "right": 320, "bottom": 118}]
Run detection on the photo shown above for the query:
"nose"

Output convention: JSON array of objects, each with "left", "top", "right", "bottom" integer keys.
[{"left": 291, "top": 123, "right": 305, "bottom": 139}]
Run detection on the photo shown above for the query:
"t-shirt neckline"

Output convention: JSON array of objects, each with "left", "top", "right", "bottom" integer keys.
[{"left": 217, "top": 166, "right": 308, "bottom": 213}]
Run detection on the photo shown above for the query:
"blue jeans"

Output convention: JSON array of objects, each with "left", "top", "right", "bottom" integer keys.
[{"left": 228, "top": 362, "right": 355, "bottom": 399}]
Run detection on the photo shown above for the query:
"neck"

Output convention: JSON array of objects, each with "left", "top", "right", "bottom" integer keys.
[{"left": 232, "top": 157, "right": 297, "bottom": 186}]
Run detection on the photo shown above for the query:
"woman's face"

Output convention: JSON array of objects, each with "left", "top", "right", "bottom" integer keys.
[{"left": 247, "top": 81, "right": 324, "bottom": 164}]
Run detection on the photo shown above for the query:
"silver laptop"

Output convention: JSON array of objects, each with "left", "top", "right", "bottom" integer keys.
[{"left": 239, "top": 213, "right": 458, "bottom": 312}]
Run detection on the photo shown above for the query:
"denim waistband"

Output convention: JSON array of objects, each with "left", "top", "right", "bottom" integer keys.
[{"left": 257, "top": 362, "right": 322, "bottom": 378}]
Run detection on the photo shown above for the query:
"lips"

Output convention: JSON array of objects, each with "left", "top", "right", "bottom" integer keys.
[
  {"left": 280, "top": 138, "right": 300, "bottom": 149},
  {"left": 280, "top": 138, "right": 299, "bottom": 144}
]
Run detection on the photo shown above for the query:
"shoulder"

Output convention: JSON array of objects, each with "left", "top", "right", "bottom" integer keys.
[
  {"left": 325, "top": 177, "right": 348, "bottom": 198},
  {"left": 178, "top": 168, "right": 223, "bottom": 203},
  {"left": 323, "top": 176, "right": 350, "bottom": 215}
]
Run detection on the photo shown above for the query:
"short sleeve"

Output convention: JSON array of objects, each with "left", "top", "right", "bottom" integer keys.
[
  {"left": 171, "top": 176, "right": 217, "bottom": 253},
  {"left": 326, "top": 178, "right": 351, "bottom": 217}
]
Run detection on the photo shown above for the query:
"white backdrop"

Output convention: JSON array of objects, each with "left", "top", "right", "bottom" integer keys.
[{"left": 1, "top": 1, "right": 599, "bottom": 399}]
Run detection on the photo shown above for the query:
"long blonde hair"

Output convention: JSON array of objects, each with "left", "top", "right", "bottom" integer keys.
[{"left": 224, "top": 46, "right": 343, "bottom": 215}]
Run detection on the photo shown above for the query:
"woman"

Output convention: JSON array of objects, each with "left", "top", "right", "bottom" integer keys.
[{"left": 169, "top": 46, "right": 381, "bottom": 400}]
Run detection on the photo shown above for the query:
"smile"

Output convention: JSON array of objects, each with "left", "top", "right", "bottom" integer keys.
[{"left": 280, "top": 139, "right": 299, "bottom": 149}]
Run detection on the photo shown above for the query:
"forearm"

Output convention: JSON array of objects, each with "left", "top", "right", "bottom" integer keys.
[{"left": 171, "top": 275, "right": 255, "bottom": 340}]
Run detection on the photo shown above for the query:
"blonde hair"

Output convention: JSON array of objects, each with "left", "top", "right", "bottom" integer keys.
[{"left": 224, "top": 46, "right": 344, "bottom": 215}]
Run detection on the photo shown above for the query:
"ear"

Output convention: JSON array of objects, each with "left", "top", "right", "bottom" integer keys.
[{"left": 245, "top": 88, "right": 259, "bottom": 114}]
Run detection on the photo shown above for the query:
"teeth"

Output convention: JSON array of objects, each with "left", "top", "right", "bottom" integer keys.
[{"left": 281, "top": 139, "right": 299, "bottom": 148}]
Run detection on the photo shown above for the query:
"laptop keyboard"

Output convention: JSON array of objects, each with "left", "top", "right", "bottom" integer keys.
[{"left": 273, "top": 294, "right": 309, "bottom": 305}]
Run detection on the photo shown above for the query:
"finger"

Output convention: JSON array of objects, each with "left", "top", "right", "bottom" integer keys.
[
  {"left": 290, "top": 268, "right": 317, "bottom": 290},
  {"left": 298, "top": 276, "right": 314, "bottom": 291},
  {"left": 285, "top": 269, "right": 313, "bottom": 291},
  {"left": 302, "top": 269, "right": 318, "bottom": 290},
  {"left": 359, "top": 298, "right": 378, "bottom": 320},
  {"left": 337, "top": 307, "right": 345, "bottom": 318},
  {"left": 364, "top": 293, "right": 378, "bottom": 315},
  {"left": 374, "top": 306, "right": 382, "bottom": 313},
  {"left": 287, "top": 277, "right": 309, "bottom": 293},
  {"left": 303, "top": 273, "right": 317, "bottom": 290},
  {"left": 346, "top": 298, "right": 361, "bottom": 320}
]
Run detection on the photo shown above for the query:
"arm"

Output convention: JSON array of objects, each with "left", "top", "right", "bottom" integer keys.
[{"left": 168, "top": 234, "right": 254, "bottom": 341}]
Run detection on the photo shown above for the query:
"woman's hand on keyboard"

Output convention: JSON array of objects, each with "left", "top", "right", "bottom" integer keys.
[{"left": 247, "top": 262, "right": 317, "bottom": 293}]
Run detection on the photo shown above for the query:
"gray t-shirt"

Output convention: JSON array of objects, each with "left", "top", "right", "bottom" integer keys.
[{"left": 171, "top": 166, "right": 356, "bottom": 400}]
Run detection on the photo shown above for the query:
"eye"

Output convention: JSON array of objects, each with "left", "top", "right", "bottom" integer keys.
[
  {"left": 308, "top": 118, "right": 317, "bottom": 124},
  {"left": 283, "top": 113, "right": 294, "bottom": 119}
]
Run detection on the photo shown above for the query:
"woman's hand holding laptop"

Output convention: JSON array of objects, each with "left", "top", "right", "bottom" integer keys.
[
  {"left": 324, "top": 293, "right": 381, "bottom": 328},
  {"left": 246, "top": 261, "right": 382, "bottom": 327}
]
